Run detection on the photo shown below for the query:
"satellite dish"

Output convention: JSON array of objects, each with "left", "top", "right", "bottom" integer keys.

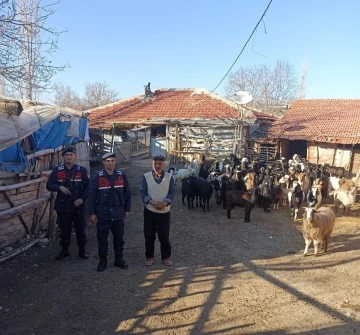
[{"left": 232, "top": 90, "right": 253, "bottom": 105}]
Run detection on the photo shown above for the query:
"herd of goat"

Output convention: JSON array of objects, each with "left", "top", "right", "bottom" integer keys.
[{"left": 168, "top": 154, "right": 360, "bottom": 256}]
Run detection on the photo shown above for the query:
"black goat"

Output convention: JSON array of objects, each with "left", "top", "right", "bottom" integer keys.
[
  {"left": 226, "top": 190, "right": 257, "bottom": 222},
  {"left": 199, "top": 164, "right": 209, "bottom": 180},
  {"left": 210, "top": 179, "right": 221, "bottom": 205},
  {"left": 181, "top": 176, "right": 197, "bottom": 209},
  {"left": 196, "top": 177, "right": 213, "bottom": 212},
  {"left": 289, "top": 181, "right": 304, "bottom": 221}
]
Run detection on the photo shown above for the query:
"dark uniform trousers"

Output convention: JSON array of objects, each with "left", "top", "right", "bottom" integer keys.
[
  {"left": 97, "top": 218, "right": 125, "bottom": 257},
  {"left": 144, "top": 207, "right": 171, "bottom": 259},
  {"left": 57, "top": 210, "right": 87, "bottom": 248}
]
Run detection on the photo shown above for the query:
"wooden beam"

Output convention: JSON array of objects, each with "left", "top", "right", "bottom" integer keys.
[
  {"left": 0, "top": 176, "right": 47, "bottom": 192},
  {"left": 25, "top": 146, "right": 63, "bottom": 160},
  {"left": 0, "top": 195, "right": 50, "bottom": 221},
  {"left": 0, "top": 232, "right": 47, "bottom": 264},
  {"left": 2, "top": 191, "right": 31, "bottom": 235},
  {"left": 31, "top": 180, "right": 43, "bottom": 235}
]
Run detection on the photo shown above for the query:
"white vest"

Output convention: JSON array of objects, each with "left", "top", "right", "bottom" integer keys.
[{"left": 144, "top": 171, "right": 171, "bottom": 213}]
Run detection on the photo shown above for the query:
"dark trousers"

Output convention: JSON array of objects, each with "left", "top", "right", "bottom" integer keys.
[
  {"left": 97, "top": 218, "right": 125, "bottom": 257},
  {"left": 57, "top": 211, "right": 87, "bottom": 248},
  {"left": 144, "top": 207, "right": 171, "bottom": 259}
]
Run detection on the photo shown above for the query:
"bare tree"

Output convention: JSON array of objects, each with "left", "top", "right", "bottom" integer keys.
[
  {"left": 82, "top": 82, "right": 119, "bottom": 109},
  {"left": 0, "top": 0, "right": 65, "bottom": 99},
  {"left": 53, "top": 83, "right": 82, "bottom": 109},
  {"left": 225, "top": 59, "right": 299, "bottom": 107}
]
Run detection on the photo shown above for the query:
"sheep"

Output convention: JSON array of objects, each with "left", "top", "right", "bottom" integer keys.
[
  {"left": 330, "top": 187, "right": 357, "bottom": 216},
  {"left": 226, "top": 190, "right": 257, "bottom": 222},
  {"left": 302, "top": 207, "right": 336, "bottom": 256}
]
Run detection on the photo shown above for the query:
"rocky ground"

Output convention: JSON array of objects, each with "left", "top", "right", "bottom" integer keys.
[{"left": 0, "top": 159, "right": 360, "bottom": 335}]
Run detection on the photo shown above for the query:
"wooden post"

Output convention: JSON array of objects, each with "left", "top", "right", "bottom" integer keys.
[
  {"left": 136, "top": 130, "right": 139, "bottom": 151},
  {"left": 31, "top": 180, "right": 43, "bottom": 235},
  {"left": 110, "top": 124, "right": 115, "bottom": 152},
  {"left": 47, "top": 193, "right": 57, "bottom": 239},
  {"left": 48, "top": 151, "right": 58, "bottom": 238}
]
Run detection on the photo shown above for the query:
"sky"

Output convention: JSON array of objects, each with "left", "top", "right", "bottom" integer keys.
[{"left": 45, "top": 0, "right": 360, "bottom": 101}]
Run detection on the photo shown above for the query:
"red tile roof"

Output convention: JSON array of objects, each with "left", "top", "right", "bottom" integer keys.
[
  {"left": 268, "top": 99, "right": 360, "bottom": 144},
  {"left": 88, "top": 88, "right": 277, "bottom": 129}
]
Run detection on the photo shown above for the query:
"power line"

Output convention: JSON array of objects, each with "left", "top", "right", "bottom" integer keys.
[{"left": 211, "top": 0, "right": 273, "bottom": 93}]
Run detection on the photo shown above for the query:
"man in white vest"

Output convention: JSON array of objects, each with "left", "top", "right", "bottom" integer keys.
[{"left": 140, "top": 155, "right": 175, "bottom": 266}]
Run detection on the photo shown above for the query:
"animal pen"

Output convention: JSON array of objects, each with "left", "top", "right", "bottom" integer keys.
[{"left": 0, "top": 97, "right": 89, "bottom": 262}]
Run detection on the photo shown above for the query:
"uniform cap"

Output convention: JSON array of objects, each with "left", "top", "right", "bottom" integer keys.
[
  {"left": 61, "top": 147, "right": 75, "bottom": 156},
  {"left": 102, "top": 152, "right": 115, "bottom": 160},
  {"left": 153, "top": 155, "right": 165, "bottom": 161}
]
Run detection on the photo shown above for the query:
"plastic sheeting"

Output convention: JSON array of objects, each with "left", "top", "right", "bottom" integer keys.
[
  {"left": 0, "top": 101, "right": 85, "bottom": 151},
  {"left": 0, "top": 142, "right": 27, "bottom": 173}
]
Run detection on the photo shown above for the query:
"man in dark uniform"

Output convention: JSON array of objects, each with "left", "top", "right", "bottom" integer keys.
[
  {"left": 87, "top": 152, "right": 131, "bottom": 272},
  {"left": 140, "top": 155, "right": 175, "bottom": 267},
  {"left": 46, "top": 147, "right": 90, "bottom": 260}
]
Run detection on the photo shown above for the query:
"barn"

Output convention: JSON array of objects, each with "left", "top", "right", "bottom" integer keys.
[
  {"left": 268, "top": 99, "right": 360, "bottom": 176},
  {"left": 87, "top": 86, "right": 276, "bottom": 164}
]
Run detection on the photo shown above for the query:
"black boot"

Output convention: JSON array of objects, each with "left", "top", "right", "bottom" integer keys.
[
  {"left": 78, "top": 246, "right": 88, "bottom": 260},
  {"left": 97, "top": 255, "right": 107, "bottom": 272},
  {"left": 114, "top": 256, "right": 128, "bottom": 269},
  {"left": 56, "top": 247, "right": 70, "bottom": 260}
]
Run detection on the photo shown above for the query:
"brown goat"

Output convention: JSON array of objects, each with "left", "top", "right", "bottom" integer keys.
[
  {"left": 338, "top": 178, "right": 356, "bottom": 191},
  {"left": 244, "top": 172, "right": 256, "bottom": 191}
]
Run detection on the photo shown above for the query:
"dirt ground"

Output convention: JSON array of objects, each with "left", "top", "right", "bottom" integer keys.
[{"left": 1, "top": 159, "right": 360, "bottom": 335}]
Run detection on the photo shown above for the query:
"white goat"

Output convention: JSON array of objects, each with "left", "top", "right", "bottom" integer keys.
[
  {"left": 330, "top": 187, "right": 357, "bottom": 216},
  {"left": 279, "top": 175, "right": 290, "bottom": 206},
  {"left": 302, "top": 206, "right": 336, "bottom": 256},
  {"left": 173, "top": 166, "right": 196, "bottom": 183},
  {"left": 328, "top": 176, "right": 340, "bottom": 193}
]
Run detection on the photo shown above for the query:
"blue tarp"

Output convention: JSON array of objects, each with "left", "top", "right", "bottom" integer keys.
[
  {"left": 0, "top": 117, "right": 88, "bottom": 172},
  {"left": 31, "top": 117, "right": 70, "bottom": 151},
  {"left": 0, "top": 142, "right": 28, "bottom": 173}
]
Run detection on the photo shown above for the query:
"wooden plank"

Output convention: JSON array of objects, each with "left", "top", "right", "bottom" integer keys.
[
  {"left": 2, "top": 191, "right": 31, "bottom": 235},
  {"left": 0, "top": 177, "right": 47, "bottom": 192},
  {"left": 25, "top": 146, "right": 63, "bottom": 160},
  {"left": 0, "top": 195, "right": 50, "bottom": 221},
  {"left": 0, "top": 232, "right": 47, "bottom": 264},
  {"left": 0, "top": 230, "right": 24, "bottom": 248}
]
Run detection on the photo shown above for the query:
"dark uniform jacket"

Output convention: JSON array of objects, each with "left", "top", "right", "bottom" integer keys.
[
  {"left": 46, "top": 164, "right": 90, "bottom": 213},
  {"left": 87, "top": 169, "right": 131, "bottom": 221}
]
